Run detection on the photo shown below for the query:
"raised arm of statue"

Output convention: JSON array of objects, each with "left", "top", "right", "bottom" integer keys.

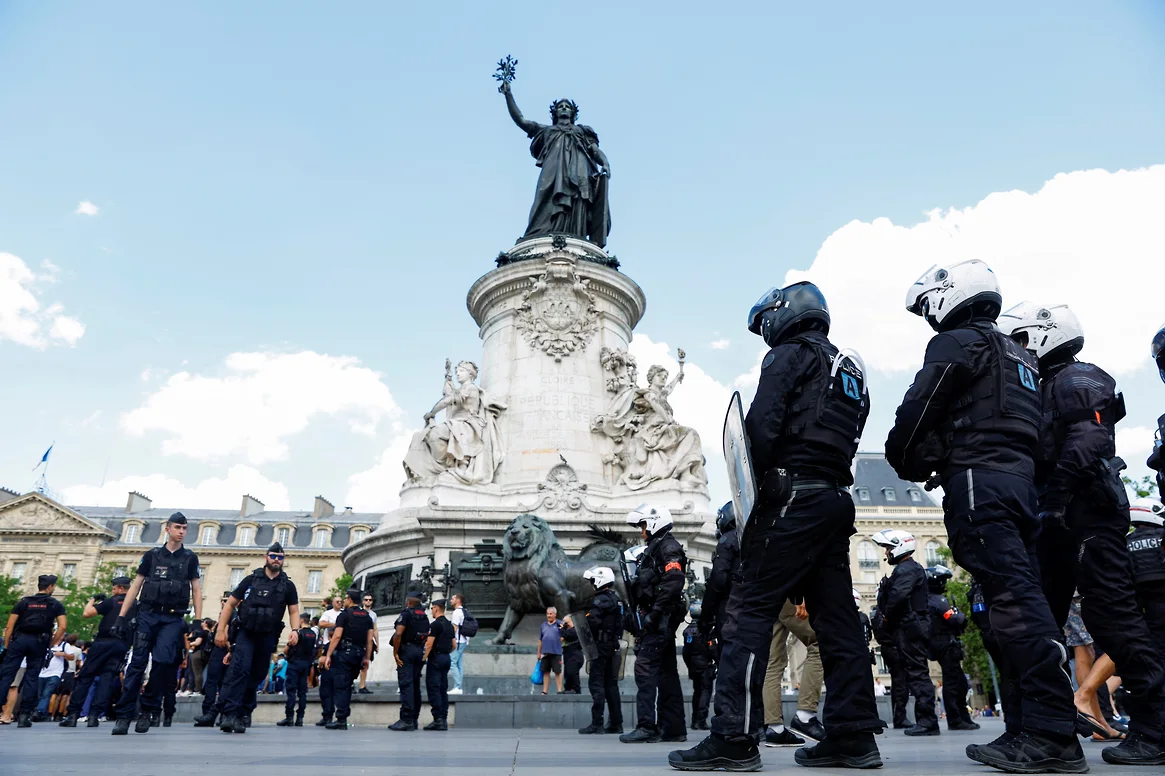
[
  {"left": 500, "top": 81, "right": 542, "bottom": 137},
  {"left": 592, "top": 144, "right": 611, "bottom": 178}
]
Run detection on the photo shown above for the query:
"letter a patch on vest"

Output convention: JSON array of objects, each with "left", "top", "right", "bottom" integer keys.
[
  {"left": 1017, "top": 363, "right": 1038, "bottom": 391},
  {"left": 842, "top": 372, "right": 861, "bottom": 400}
]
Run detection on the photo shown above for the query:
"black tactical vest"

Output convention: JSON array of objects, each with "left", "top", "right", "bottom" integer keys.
[
  {"left": 780, "top": 334, "right": 868, "bottom": 463},
  {"left": 288, "top": 627, "right": 317, "bottom": 661},
  {"left": 16, "top": 594, "right": 56, "bottom": 634},
  {"left": 139, "top": 547, "right": 193, "bottom": 610},
  {"left": 927, "top": 593, "right": 962, "bottom": 641},
  {"left": 593, "top": 589, "right": 623, "bottom": 644},
  {"left": 1127, "top": 524, "right": 1165, "bottom": 586},
  {"left": 237, "top": 569, "right": 289, "bottom": 633},
  {"left": 96, "top": 594, "right": 128, "bottom": 638},
  {"left": 1036, "top": 363, "right": 1125, "bottom": 477},
  {"left": 400, "top": 607, "right": 430, "bottom": 644},
  {"left": 946, "top": 323, "right": 1041, "bottom": 448},
  {"left": 1148, "top": 413, "right": 1165, "bottom": 496}
]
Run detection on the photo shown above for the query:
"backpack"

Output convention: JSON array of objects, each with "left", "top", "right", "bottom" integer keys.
[{"left": 458, "top": 608, "right": 479, "bottom": 639}]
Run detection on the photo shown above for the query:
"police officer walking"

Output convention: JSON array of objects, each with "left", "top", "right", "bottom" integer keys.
[
  {"left": 671, "top": 281, "right": 883, "bottom": 771},
  {"left": 623, "top": 504, "right": 688, "bottom": 745},
  {"left": 697, "top": 503, "right": 740, "bottom": 658},
  {"left": 1149, "top": 324, "right": 1165, "bottom": 500},
  {"left": 213, "top": 542, "right": 299, "bottom": 733},
  {"left": 871, "top": 529, "right": 938, "bottom": 736},
  {"left": 277, "top": 613, "right": 317, "bottom": 727},
  {"left": 924, "top": 565, "right": 978, "bottom": 731},
  {"left": 1001, "top": 302, "right": 1165, "bottom": 765},
  {"left": 321, "top": 588, "right": 375, "bottom": 729},
  {"left": 1127, "top": 499, "right": 1165, "bottom": 647},
  {"left": 423, "top": 599, "right": 455, "bottom": 731},
  {"left": 869, "top": 603, "right": 908, "bottom": 729},
  {"left": 60, "top": 575, "right": 136, "bottom": 728},
  {"left": 193, "top": 595, "right": 232, "bottom": 727},
  {"left": 682, "top": 603, "right": 715, "bottom": 731},
  {"left": 0, "top": 574, "right": 67, "bottom": 728},
  {"left": 388, "top": 593, "right": 430, "bottom": 732},
  {"left": 110, "top": 512, "right": 201, "bottom": 735},
  {"left": 579, "top": 565, "right": 624, "bottom": 735},
  {"left": 886, "top": 261, "right": 1082, "bottom": 772}
]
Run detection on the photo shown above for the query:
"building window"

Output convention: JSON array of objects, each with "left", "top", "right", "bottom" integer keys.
[
  {"left": 307, "top": 570, "right": 323, "bottom": 594},
  {"left": 198, "top": 566, "right": 206, "bottom": 584},
  {"left": 11, "top": 562, "right": 27, "bottom": 582},
  {"left": 350, "top": 528, "right": 368, "bottom": 544},
  {"left": 883, "top": 488, "right": 897, "bottom": 503},
  {"left": 857, "top": 540, "right": 879, "bottom": 569},
  {"left": 62, "top": 564, "right": 77, "bottom": 583},
  {"left": 114, "top": 565, "right": 128, "bottom": 578},
  {"left": 908, "top": 488, "right": 922, "bottom": 503},
  {"left": 856, "top": 487, "right": 870, "bottom": 502},
  {"left": 123, "top": 523, "right": 141, "bottom": 543},
  {"left": 199, "top": 525, "right": 217, "bottom": 545},
  {"left": 313, "top": 530, "right": 330, "bottom": 549},
  {"left": 925, "top": 541, "right": 941, "bottom": 566},
  {"left": 229, "top": 568, "right": 246, "bottom": 589},
  {"left": 276, "top": 527, "right": 291, "bottom": 547},
  {"left": 238, "top": 526, "right": 255, "bottom": 546}
]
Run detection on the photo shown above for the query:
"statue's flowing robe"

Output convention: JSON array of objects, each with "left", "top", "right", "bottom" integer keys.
[{"left": 523, "top": 122, "right": 610, "bottom": 248}]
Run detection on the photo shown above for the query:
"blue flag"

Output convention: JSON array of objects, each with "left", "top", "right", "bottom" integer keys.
[{"left": 33, "top": 443, "right": 53, "bottom": 470}]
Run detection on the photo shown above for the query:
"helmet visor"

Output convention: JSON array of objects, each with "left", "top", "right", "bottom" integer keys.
[
  {"left": 748, "top": 287, "right": 784, "bottom": 333},
  {"left": 905, "top": 265, "right": 941, "bottom": 315},
  {"left": 1153, "top": 325, "right": 1165, "bottom": 360}
]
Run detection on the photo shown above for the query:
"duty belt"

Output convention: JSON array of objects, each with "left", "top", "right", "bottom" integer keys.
[
  {"left": 790, "top": 479, "right": 837, "bottom": 491},
  {"left": 141, "top": 604, "right": 187, "bottom": 616}
]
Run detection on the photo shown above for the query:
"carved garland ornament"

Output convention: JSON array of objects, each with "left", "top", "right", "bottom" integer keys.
[{"left": 514, "top": 260, "right": 599, "bottom": 362}]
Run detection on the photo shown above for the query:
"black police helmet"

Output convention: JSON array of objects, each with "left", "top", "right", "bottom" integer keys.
[
  {"left": 748, "top": 281, "right": 830, "bottom": 348},
  {"left": 715, "top": 501, "right": 736, "bottom": 535},
  {"left": 1153, "top": 323, "right": 1165, "bottom": 385},
  {"left": 925, "top": 565, "right": 953, "bottom": 592}
]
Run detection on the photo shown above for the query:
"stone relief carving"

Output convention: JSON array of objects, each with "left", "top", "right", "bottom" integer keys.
[
  {"left": 535, "top": 461, "right": 587, "bottom": 511},
  {"left": 592, "top": 346, "right": 708, "bottom": 492},
  {"left": 0, "top": 504, "right": 57, "bottom": 530},
  {"left": 513, "top": 259, "right": 599, "bottom": 362},
  {"left": 403, "top": 360, "right": 507, "bottom": 486}
]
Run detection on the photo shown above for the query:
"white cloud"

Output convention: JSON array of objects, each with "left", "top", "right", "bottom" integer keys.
[
  {"left": 80, "top": 410, "right": 103, "bottom": 428},
  {"left": 1117, "top": 425, "right": 1157, "bottom": 463},
  {"left": 64, "top": 465, "right": 290, "bottom": 510},
  {"left": 709, "top": 339, "right": 731, "bottom": 350},
  {"left": 345, "top": 430, "right": 417, "bottom": 512},
  {"left": 0, "top": 252, "right": 86, "bottom": 348},
  {"left": 122, "top": 351, "right": 402, "bottom": 464},
  {"left": 74, "top": 201, "right": 99, "bottom": 216},
  {"left": 785, "top": 165, "right": 1165, "bottom": 376}
]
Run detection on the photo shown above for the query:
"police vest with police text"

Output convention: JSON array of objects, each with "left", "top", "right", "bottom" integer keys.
[
  {"left": 399, "top": 607, "right": 430, "bottom": 644},
  {"left": 139, "top": 547, "right": 193, "bottom": 611},
  {"left": 780, "top": 334, "right": 868, "bottom": 464},
  {"left": 237, "top": 569, "right": 290, "bottom": 633},
  {"left": 590, "top": 589, "right": 623, "bottom": 645},
  {"left": 16, "top": 594, "right": 56, "bottom": 635},
  {"left": 945, "top": 323, "right": 1042, "bottom": 448},
  {"left": 1127, "top": 524, "right": 1165, "bottom": 586}
]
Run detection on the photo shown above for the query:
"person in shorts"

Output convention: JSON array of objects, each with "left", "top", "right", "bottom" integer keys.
[{"left": 536, "top": 608, "right": 564, "bottom": 695}]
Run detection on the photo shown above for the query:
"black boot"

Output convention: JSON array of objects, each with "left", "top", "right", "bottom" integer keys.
[
  {"left": 967, "top": 731, "right": 1018, "bottom": 764},
  {"left": 620, "top": 726, "right": 661, "bottom": 743},
  {"left": 1101, "top": 732, "right": 1165, "bottom": 766},
  {"left": 59, "top": 713, "right": 79, "bottom": 727},
  {"left": 904, "top": 723, "right": 940, "bottom": 737},
  {"left": 163, "top": 715, "right": 172, "bottom": 728},
  {"left": 948, "top": 720, "right": 980, "bottom": 731},
  {"left": 423, "top": 719, "right": 448, "bottom": 731},
  {"left": 87, "top": 714, "right": 100, "bottom": 728},
  {"left": 294, "top": 714, "right": 304, "bottom": 727},
  {"left": 231, "top": 715, "right": 247, "bottom": 734},
  {"left": 974, "top": 731, "right": 1088, "bottom": 774},
  {"left": 219, "top": 714, "right": 237, "bottom": 733},
  {"left": 135, "top": 715, "right": 151, "bottom": 734},
  {"left": 193, "top": 712, "right": 217, "bottom": 727},
  {"left": 315, "top": 716, "right": 332, "bottom": 727},
  {"left": 325, "top": 718, "right": 348, "bottom": 730},
  {"left": 148, "top": 712, "right": 159, "bottom": 728},
  {"left": 111, "top": 718, "right": 130, "bottom": 735},
  {"left": 604, "top": 723, "right": 624, "bottom": 734},
  {"left": 579, "top": 722, "right": 604, "bottom": 734},
  {"left": 276, "top": 715, "right": 294, "bottom": 727},
  {"left": 17, "top": 714, "right": 32, "bottom": 728},
  {"left": 667, "top": 734, "right": 762, "bottom": 772},
  {"left": 388, "top": 719, "right": 417, "bottom": 731},
  {"left": 794, "top": 732, "right": 883, "bottom": 769},
  {"left": 242, "top": 712, "right": 251, "bottom": 728}
]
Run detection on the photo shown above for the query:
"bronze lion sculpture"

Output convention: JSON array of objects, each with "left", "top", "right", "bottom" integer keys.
[{"left": 491, "top": 514, "right": 627, "bottom": 645}]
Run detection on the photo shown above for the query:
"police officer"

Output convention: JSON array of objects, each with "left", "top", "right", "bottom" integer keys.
[
  {"left": 671, "top": 282, "right": 883, "bottom": 771},
  {"left": 1149, "top": 324, "right": 1165, "bottom": 500},
  {"left": 561, "top": 615, "right": 585, "bottom": 694},
  {"left": 423, "top": 598, "right": 455, "bottom": 731},
  {"left": 110, "top": 512, "right": 201, "bottom": 735},
  {"left": 578, "top": 565, "right": 624, "bottom": 735},
  {"left": 213, "top": 542, "right": 299, "bottom": 733},
  {"left": 1002, "top": 301, "right": 1165, "bottom": 765},
  {"left": 853, "top": 589, "right": 872, "bottom": 660},
  {"left": 1127, "top": 499, "right": 1165, "bottom": 648},
  {"left": 925, "top": 565, "right": 978, "bottom": 731},
  {"left": 697, "top": 502, "right": 739, "bottom": 656},
  {"left": 60, "top": 575, "right": 136, "bottom": 727},
  {"left": 278, "top": 613, "right": 317, "bottom": 727},
  {"left": 388, "top": 593, "right": 430, "bottom": 731},
  {"left": 0, "top": 574, "right": 67, "bottom": 728},
  {"left": 321, "top": 588, "right": 375, "bottom": 729},
  {"left": 682, "top": 603, "right": 715, "bottom": 731},
  {"left": 623, "top": 504, "right": 687, "bottom": 745},
  {"left": 193, "top": 595, "right": 233, "bottom": 726},
  {"left": 886, "top": 261, "right": 1082, "bottom": 772},
  {"left": 871, "top": 529, "right": 938, "bottom": 736},
  {"left": 869, "top": 603, "right": 908, "bottom": 729}
]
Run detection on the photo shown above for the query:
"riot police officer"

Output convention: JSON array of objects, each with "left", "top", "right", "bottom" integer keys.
[
  {"left": 624, "top": 504, "right": 688, "bottom": 745},
  {"left": 0, "top": 574, "right": 67, "bottom": 728},
  {"left": 579, "top": 565, "right": 624, "bottom": 735},
  {"left": 193, "top": 594, "right": 233, "bottom": 727},
  {"left": 869, "top": 603, "right": 908, "bottom": 729},
  {"left": 886, "top": 261, "right": 1082, "bottom": 772},
  {"left": 1002, "top": 302, "right": 1165, "bottom": 765},
  {"left": 697, "top": 503, "right": 739, "bottom": 656},
  {"left": 322, "top": 588, "right": 375, "bottom": 729},
  {"left": 682, "top": 603, "right": 715, "bottom": 731},
  {"left": 1127, "top": 499, "right": 1165, "bottom": 647},
  {"left": 671, "top": 281, "right": 883, "bottom": 771},
  {"left": 110, "top": 512, "right": 201, "bottom": 735},
  {"left": 215, "top": 542, "right": 300, "bottom": 733},
  {"left": 60, "top": 575, "right": 136, "bottom": 727},
  {"left": 422, "top": 599, "right": 455, "bottom": 731},
  {"left": 925, "top": 565, "right": 978, "bottom": 731},
  {"left": 1149, "top": 324, "right": 1165, "bottom": 500},
  {"left": 871, "top": 530, "right": 938, "bottom": 736},
  {"left": 388, "top": 593, "right": 430, "bottom": 731},
  {"left": 278, "top": 613, "right": 317, "bottom": 727}
]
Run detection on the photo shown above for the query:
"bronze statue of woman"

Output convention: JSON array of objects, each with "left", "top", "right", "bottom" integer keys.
[{"left": 500, "top": 80, "right": 612, "bottom": 248}]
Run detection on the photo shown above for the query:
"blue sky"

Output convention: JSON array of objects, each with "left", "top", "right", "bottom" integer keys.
[{"left": 2, "top": 2, "right": 1163, "bottom": 510}]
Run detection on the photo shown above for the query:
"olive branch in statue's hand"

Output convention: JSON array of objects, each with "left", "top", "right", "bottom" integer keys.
[{"left": 494, "top": 55, "right": 518, "bottom": 93}]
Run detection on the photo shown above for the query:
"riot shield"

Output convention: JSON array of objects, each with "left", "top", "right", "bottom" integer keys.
[
  {"left": 722, "top": 391, "right": 757, "bottom": 547},
  {"left": 571, "top": 611, "right": 600, "bottom": 664}
]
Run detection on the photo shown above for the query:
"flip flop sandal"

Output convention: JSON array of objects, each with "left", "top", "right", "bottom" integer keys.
[{"left": 1075, "top": 710, "right": 1109, "bottom": 738}]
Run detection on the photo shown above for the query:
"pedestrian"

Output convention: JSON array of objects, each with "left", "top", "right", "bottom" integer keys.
[
  {"left": 671, "top": 281, "right": 882, "bottom": 771},
  {"left": 277, "top": 613, "right": 317, "bottom": 727},
  {"left": 36, "top": 633, "right": 79, "bottom": 720},
  {"left": 422, "top": 598, "right": 455, "bottom": 731},
  {"left": 886, "top": 260, "right": 1082, "bottom": 771},
  {"left": 388, "top": 593, "right": 430, "bottom": 732},
  {"left": 561, "top": 615, "right": 585, "bottom": 694},
  {"left": 681, "top": 604, "right": 715, "bottom": 731},
  {"left": 0, "top": 575, "right": 68, "bottom": 728},
  {"left": 321, "top": 588, "right": 375, "bottom": 730},
  {"left": 213, "top": 541, "right": 299, "bottom": 733},
  {"left": 357, "top": 593, "right": 378, "bottom": 695},
  {"left": 62, "top": 577, "right": 136, "bottom": 728},
  {"left": 447, "top": 593, "right": 472, "bottom": 695},
  {"left": 578, "top": 565, "right": 624, "bottom": 735},
  {"left": 760, "top": 600, "right": 825, "bottom": 747},
  {"left": 186, "top": 618, "right": 208, "bottom": 694},
  {"left": 536, "top": 607, "right": 564, "bottom": 695},
  {"left": 872, "top": 529, "right": 939, "bottom": 736},
  {"left": 924, "top": 565, "right": 979, "bottom": 731},
  {"left": 314, "top": 595, "right": 343, "bottom": 727}
]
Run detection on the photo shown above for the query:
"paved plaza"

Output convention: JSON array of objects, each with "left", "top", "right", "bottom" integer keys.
[{"left": 0, "top": 718, "right": 1136, "bottom": 776}]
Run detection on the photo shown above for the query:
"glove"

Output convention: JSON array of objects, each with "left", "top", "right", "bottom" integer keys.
[
  {"left": 110, "top": 616, "right": 129, "bottom": 642},
  {"left": 644, "top": 610, "right": 662, "bottom": 633}
]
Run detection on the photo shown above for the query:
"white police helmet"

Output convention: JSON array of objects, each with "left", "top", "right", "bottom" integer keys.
[
  {"left": 906, "top": 260, "right": 1002, "bottom": 332},
  {"left": 871, "top": 529, "right": 917, "bottom": 561},
  {"left": 583, "top": 565, "right": 615, "bottom": 590},
  {"left": 999, "top": 302, "right": 1084, "bottom": 364},
  {"left": 1130, "top": 497, "right": 1164, "bottom": 527},
  {"left": 626, "top": 504, "right": 674, "bottom": 537},
  {"left": 1153, "top": 323, "right": 1165, "bottom": 384},
  {"left": 852, "top": 588, "right": 861, "bottom": 608}
]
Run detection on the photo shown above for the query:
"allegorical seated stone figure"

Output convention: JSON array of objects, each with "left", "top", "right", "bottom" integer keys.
[
  {"left": 592, "top": 349, "right": 708, "bottom": 491},
  {"left": 403, "top": 360, "right": 507, "bottom": 486}
]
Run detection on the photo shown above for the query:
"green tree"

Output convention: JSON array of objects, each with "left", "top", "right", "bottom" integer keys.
[
  {"left": 58, "top": 563, "right": 121, "bottom": 641},
  {"left": 0, "top": 575, "right": 22, "bottom": 624},
  {"left": 327, "top": 573, "right": 354, "bottom": 603},
  {"left": 1122, "top": 475, "right": 1158, "bottom": 499},
  {"left": 934, "top": 546, "right": 994, "bottom": 701}
]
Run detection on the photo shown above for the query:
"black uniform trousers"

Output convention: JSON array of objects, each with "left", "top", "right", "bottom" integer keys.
[
  {"left": 879, "top": 642, "right": 910, "bottom": 727},
  {"left": 686, "top": 659, "right": 715, "bottom": 727},
  {"left": 894, "top": 618, "right": 938, "bottom": 729},
  {"left": 970, "top": 597, "right": 1022, "bottom": 735},
  {"left": 114, "top": 608, "right": 186, "bottom": 720},
  {"left": 67, "top": 637, "right": 129, "bottom": 718},
  {"left": 1038, "top": 492, "right": 1165, "bottom": 741},
  {"left": 426, "top": 652, "right": 451, "bottom": 721},
  {"left": 330, "top": 644, "right": 365, "bottom": 722},
  {"left": 284, "top": 658, "right": 311, "bottom": 718},
  {"left": 710, "top": 487, "right": 882, "bottom": 739},
  {"left": 1135, "top": 580, "right": 1165, "bottom": 659},
  {"left": 589, "top": 647, "right": 622, "bottom": 727},
  {"left": 219, "top": 628, "right": 278, "bottom": 717},
  {"left": 200, "top": 645, "right": 228, "bottom": 716},
  {"left": 634, "top": 613, "right": 685, "bottom": 736},
  {"left": 563, "top": 645, "right": 584, "bottom": 693},
  {"left": 942, "top": 468, "right": 1076, "bottom": 737},
  {"left": 0, "top": 633, "right": 50, "bottom": 716},
  {"left": 397, "top": 642, "right": 424, "bottom": 722},
  {"left": 933, "top": 642, "right": 973, "bottom": 726}
]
